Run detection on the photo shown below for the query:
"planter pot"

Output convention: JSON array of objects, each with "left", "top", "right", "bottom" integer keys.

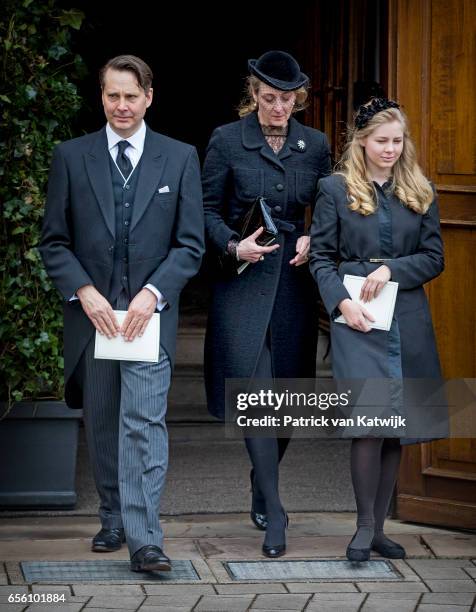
[{"left": 0, "top": 401, "right": 83, "bottom": 509}]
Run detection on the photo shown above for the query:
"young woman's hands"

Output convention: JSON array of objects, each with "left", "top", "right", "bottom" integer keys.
[
  {"left": 360, "top": 265, "right": 391, "bottom": 302},
  {"left": 338, "top": 298, "right": 375, "bottom": 332}
]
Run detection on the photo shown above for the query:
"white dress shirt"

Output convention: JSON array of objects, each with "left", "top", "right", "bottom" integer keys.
[
  {"left": 72, "top": 121, "right": 167, "bottom": 311},
  {"left": 106, "top": 120, "right": 145, "bottom": 172}
]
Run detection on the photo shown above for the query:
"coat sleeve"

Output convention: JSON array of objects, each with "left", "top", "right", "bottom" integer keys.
[
  {"left": 309, "top": 179, "right": 350, "bottom": 316},
  {"left": 317, "top": 134, "right": 332, "bottom": 178},
  {"left": 202, "top": 127, "right": 238, "bottom": 254},
  {"left": 385, "top": 197, "right": 444, "bottom": 289},
  {"left": 309, "top": 133, "right": 332, "bottom": 217},
  {"left": 38, "top": 145, "right": 94, "bottom": 300},
  {"left": 146, "top": 147, "right": 205, "bottom": 308}
]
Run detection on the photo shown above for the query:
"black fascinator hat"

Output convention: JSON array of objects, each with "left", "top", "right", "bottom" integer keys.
[
  {"left": 248, "top": 50, "right": 309, "bottom": 91},
  {"left": 355, "top": 98, "right": 400, "bottom": 130}
]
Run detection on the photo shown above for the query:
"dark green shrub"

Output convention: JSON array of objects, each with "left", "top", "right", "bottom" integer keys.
[{"left": 0, "top": 0, "right": 84, "bottom": 404}]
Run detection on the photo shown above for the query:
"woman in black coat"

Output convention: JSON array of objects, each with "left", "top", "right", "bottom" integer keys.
[
  {"left": 310, "top": 98, "right": 444, "bottom": 562},
  {"left": 203, "top": 51, "right": 331, "bottom": 557}
]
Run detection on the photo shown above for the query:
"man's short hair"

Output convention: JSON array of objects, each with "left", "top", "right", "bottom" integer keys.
[{"left": 99, "top": 55, "right": 153, "bottom": 92}]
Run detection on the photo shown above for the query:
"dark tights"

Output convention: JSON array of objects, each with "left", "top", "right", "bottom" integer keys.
[
  {"left": 245, "top": 437, "right": 289, "bottom": 546},
  {"left": 349, "top": 437, "right": 402, "bottom": 549},
  {"left": 250, "top": 437, "right": 290, "bottom": 513},
  {"left": 245, "top": 333, "right": 290, "bottom": 546}
]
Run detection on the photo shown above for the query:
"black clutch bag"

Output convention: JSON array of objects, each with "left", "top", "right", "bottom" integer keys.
[
  {"left": 239, "top": 196, "right": 278, "bottom": 244},
  {"left": 219, "top": 196, "right": 278, "bottom": 276}
]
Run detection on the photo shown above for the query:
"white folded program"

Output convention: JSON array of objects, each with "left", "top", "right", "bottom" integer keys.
[
  {"left": 334, "top": 274, "right": 399, "bottom": 331},
  {"left": 94, "top": 310, "right": 160, "bottom": 362}
]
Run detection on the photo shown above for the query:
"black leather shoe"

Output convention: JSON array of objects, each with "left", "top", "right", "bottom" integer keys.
[
  {"left": 91, "top": 528, "right": 125, "bottom": 552},
  {"left": 371, "top": 537, "right": 406, "bottom": 559},
  {"left": 262, "top": 542, "right": 286, "bottom": 558},
  {"left": 250, "top": 469, "right": 267, "bottom": 531},
  {"left": 262, "top": 513, "right": 288, "bottom": 558},
  {"left": 130, "top": 545, "right": 171, "bottom": 572},
  {"left": 346, "top": 545, "right": 370, "bottom": 562}
]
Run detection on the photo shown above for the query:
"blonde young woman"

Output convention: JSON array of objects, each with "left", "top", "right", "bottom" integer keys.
[{"left": 310, "top": 99, "right": 444, "bottom": 562}]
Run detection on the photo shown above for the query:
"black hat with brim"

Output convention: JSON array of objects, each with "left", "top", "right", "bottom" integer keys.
[{"left": 248, "top": 50, "right": 309, "bottom": 91}]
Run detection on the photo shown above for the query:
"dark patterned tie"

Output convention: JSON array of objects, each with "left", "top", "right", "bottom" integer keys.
[{"left": 116, "top": 140, "right": 133, "bottom": 177}]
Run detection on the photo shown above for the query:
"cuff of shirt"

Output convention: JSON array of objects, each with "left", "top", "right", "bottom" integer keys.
[{"left": 144, "top": 283, "right": 168, "bottom": 311}]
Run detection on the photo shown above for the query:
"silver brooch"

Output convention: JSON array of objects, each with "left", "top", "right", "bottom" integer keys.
[{"left": 297, "top": 139, "right": 306, "bottom": 150}]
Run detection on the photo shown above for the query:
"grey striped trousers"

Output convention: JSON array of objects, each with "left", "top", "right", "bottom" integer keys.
[{"left": 80, "top": 296, "right": 171, "bottom": 556}]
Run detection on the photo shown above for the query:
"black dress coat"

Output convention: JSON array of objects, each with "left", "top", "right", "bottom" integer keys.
[
  {"left": 203, "top": 112, "right": 331, "bottom": 419},
  {"left": 39, "top": 126, "right": 204, "bottom": 409},
  {"left": 309, "top": 174, "right": 445, "bottom": 441}
]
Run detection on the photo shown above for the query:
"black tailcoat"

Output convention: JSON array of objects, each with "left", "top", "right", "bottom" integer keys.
[{"left": 39, "top": 126, "right": 204, "bottom": 408}]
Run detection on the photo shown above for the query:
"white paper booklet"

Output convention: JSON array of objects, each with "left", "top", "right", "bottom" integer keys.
[
  {"left": 335, "top": 274, "right": 398, "bottom": 331},
  {"left": 94, "top": 311, "right": 160, "bottom": 362}
]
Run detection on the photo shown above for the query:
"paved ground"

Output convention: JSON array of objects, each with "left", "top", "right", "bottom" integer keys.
[{"left": 0, "top": 513, "right": 475, "bottom": 611}]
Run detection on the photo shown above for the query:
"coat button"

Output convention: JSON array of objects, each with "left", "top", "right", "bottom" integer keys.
[
  {"left": 124, "top": 185, "right": 130, "bottom": 190},
  {"left": 124, "top": 202, "right": 130, "bottom": 208},
  {"left": 122, "top": 275, "right": 128, "bottom": 281},
  {"left": 124, "top": 220, "right": 129, "bottom": 226},
  {"left": 108, "top": 246, "right": 114, "bottom": 252},
  {"left": 271, "top": 250, "right": 278, "bottom": 256},
  {"left": 274, "top": 205, "right": 282, "bottom": 213},
  {"left": 275, "top": 183, "right": 284, "bottom": 191}
]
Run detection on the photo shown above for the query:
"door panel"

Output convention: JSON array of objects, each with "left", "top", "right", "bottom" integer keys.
[{"left": 390, "top": 0, "right": 476, "bottom": 528}]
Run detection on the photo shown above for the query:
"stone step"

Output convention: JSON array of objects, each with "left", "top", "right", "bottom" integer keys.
[
  {"left": 174, "top": 325, "right": 332, "bottom": 373},
  {"left": 175, "top": 326, "right": 205, "bottom": 368},
  {"left": 168, "top": 368, "right": 210, "bottom": 421}
]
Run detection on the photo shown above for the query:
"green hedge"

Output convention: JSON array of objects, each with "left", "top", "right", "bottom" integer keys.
[{"left": 0, "top": 0, "right": 85, "bottom": 403}]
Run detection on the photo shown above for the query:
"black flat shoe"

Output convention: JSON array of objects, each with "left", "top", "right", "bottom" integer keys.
[
  {"left": 371, "top": 538, "right": 406, "bottom": 559},
  {"left": 262, "top": 543, "right": 286, "bottom": 558},
  {"left": 262, "top": 513, "right": 289, "bottom": 558},
  {"left": 250, "top": 469, "right": 267, "bottom": 530},
  {"left": 130, "top": 545, "right": 171, "bottom": 572},
  {"left": 91, "top": 528, "right": 125, "bottom": 552},
  {"left": 346, "top": 545, "right": 370, "bottom": 562}
]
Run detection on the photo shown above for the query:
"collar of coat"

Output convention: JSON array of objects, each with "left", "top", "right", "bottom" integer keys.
[
  {"left": 85, "top": 125, "right": 167, "bottom": 238},
  {"left": 241, "top": 112, "right": 307, "bottom": 167}
]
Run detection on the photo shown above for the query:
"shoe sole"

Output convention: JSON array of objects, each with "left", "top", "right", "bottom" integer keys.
[
  {"left": 91, "top": 544, "right": 123, "bottom": 552},
  {"left": 346, "top": 548, "right": 370, "bottom": 562},
  {"left": 130, "top": 561, "right": 172, "bottom": 572}
]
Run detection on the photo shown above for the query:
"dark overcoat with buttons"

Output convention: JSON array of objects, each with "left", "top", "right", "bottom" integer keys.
[
  {"left": 309, "top": 174, "right": 445, "bottom": 443},
  {"left": 203, "top": 112, "right": 331, "bottom": 419},
  {"left": 39, "top": 126, "right": 204, "bottom": 409}
]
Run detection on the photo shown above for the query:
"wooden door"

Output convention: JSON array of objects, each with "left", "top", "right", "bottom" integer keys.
[{"left": 389, "top": 0, "right": 476, "bottom": 528}]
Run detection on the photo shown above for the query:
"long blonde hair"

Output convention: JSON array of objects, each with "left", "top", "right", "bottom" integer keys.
[
  {"left": 337, "top": 107, "right": 433, "bottom": 215},
  {"left": 237, "top": 76, "right": 309, "bottom": 118}
]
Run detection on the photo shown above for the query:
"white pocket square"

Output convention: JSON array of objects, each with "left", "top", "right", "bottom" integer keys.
[{"left": 158, "top": 185, "right": 170, "bottom": 193}]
